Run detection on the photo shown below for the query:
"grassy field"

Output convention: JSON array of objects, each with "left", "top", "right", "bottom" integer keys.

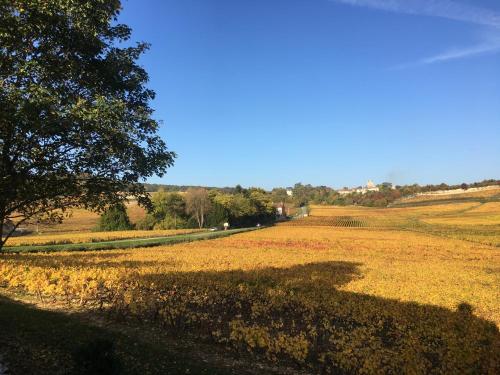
[
  {"left": 1, "top": 200, "right": 499, "bottom": 373},
  {"left": 19, "top": 200, "right": 147, "bottom": 234}
]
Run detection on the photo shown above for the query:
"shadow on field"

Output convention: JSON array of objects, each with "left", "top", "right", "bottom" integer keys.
[
  {"left": 0, "top": 295, "right": 234, "bottom": 375},
  {"left": 123, "top": 262, "right": 500, "bottom": 374},
  {"left": 1, "top": 259, "right": 499, "bottom": 374}
]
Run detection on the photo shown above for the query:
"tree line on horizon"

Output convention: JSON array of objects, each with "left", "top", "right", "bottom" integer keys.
[
  {"left": 143, "top": 179, "right": 499, "bottom": 209},
  {"left": 283, "top": 179, "right": 499, "bottom": 207},
  {"left": 99, "top": 186, "right": 276, "bottom": 231}
]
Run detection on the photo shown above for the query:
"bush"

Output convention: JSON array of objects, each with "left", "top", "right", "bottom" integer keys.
[
  {"left": 96, "top": 204, "right": 132, "bottom": 231},
  {"left": 205, "top": 202, "right": 228, "bottom": 228},
  {"left": 135, "top": 214, "right": 157, "bottom": 230},
  {"left": 153, "top": 215, "right": 187, "bottom": 230}
]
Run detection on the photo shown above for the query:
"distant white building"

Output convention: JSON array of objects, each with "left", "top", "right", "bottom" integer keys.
[
  {"left": 338, "top": 188, "right": 352, "bottom": 196},
  {"left": 364, "top": 180, "right": 379, "bottom": 192},
  {"left": 338, "top": 180, "right": 379, "bottom": 195},
  {"left": 286, "top": 188, "right": 293, "bottom": 196}
]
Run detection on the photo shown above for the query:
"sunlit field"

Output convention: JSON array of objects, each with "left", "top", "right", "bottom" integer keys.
[
  {"left": 1, "top": 200, "right": 499, "bottom": 373},
  {"left": 421, "top": 201, "right": 500, "bottom": 226},
  {"left": 299, "top": 202, "right": 500, "bottom": 247},
  {"left": 18, "top": 200, "right": 147, "bottom": 234},
  {"left": 394, "top": 186, "right": 500, "bottom": 204},
  {"left": 308, "top": 202, "right": 482, "bottom": 222}
]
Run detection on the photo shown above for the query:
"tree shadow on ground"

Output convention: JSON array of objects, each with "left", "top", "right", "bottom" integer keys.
[
  {"left": 0, "top": 295, "right": 263, "bottom": 375},
  {"left": 1, "top": 260, "right": 499, "bottom": 374},
  {"left": 124, "top": 262, "right": 500, "bottom": 374}
]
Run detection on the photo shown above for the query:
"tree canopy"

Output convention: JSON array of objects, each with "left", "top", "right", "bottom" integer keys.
[
  {"left": 96, "top": 203, "right": 132, "bottom": 232},
  {"left": 0, "top": 0, "right": 175, "bottom": 249}
]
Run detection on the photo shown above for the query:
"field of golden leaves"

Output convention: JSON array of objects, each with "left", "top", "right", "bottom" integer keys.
[
  {"left": 1, "top": 200, "right": 499, "bottom": 373},
  {"left": 421, "top": 201, "right": 500, "bottom": 226},
  {"left": 302, "top": 201, "right": 500, "bottom": 247}
]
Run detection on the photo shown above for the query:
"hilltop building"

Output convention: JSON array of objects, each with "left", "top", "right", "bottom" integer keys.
[
  {"left": 338, "top": 180, "right": 380, "bottom": 195},
  {"left": 338, "top": 188, "right": 352, "bottom": 196}
]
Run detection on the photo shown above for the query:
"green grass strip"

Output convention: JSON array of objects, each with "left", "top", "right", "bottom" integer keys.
[{"left": 2, "top": 227, "right": 257, "bottom": 253}]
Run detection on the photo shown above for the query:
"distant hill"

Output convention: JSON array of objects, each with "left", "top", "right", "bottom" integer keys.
[
  {"left": 143, "top": 183, "right": 237, "bottom": 193},
  {"left": 391, "top": 185, "right": 500, "bottom": 207}
]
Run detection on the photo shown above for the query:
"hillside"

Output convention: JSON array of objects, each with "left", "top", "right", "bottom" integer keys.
[
  {"left": 391, "top": 185, "right": 500, "bottom": 207},
  {"left": 1, "top": 197, "right": 499, "bottom": 374}
]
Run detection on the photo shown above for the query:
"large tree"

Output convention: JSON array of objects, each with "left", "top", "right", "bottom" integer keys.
[
  {"left": 152, "top": 189, "right": 186, "bottom": 228},
  {"left": 0, "top": 0, "right": 175, "bottom": 250},
  {"left": 185, "top": 188, "right": 211, "bottom": 229}
]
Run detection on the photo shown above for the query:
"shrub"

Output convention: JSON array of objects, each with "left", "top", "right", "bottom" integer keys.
[
  {"left": 153, "top": 216, "right": 188, "bottom": 230},
  {"left": 205, "top": 202, "right": 228, "bottom": 228},
  {"left": 95, "top": 204, "right": 132, "bottom": 231},
  {"left": 135, "top": 214, "right": 157, "bottom": 230}
]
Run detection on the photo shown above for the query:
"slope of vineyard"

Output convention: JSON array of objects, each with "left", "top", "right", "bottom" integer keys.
[
  {"left": 280, "top": 216, "right": 367, "bottom": 227},
  {"left": 392, "top": 185, "right": 500, "bottom": 206},
  {"left": 1, "top": 203, "right": 500, "bottom": 373},
  {"left": 301, "top": 202, "right": 500, "bottom": 246},
  {"left": 1, "top": 199, "right": 499, "bottom": 373}
]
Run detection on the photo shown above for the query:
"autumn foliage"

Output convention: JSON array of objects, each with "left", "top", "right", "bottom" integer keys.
[{"left": 1, "top": 201, "right": 499, "bottom": 373}]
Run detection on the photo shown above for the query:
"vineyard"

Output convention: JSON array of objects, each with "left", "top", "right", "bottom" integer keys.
[
  {"left": 392, "top": 186, "right": 500, "bottom": 206},
  {"left": 2, "top": 1, "right": 498, "bottom": 373},
  {"left": 1, "top": 199, "right": 499, "bottom": 374},
  {"left": 280, "top": 215, "right": 367, "bottom": 227},
  {"left": 302, "top": 203, "right": 500, "bottom": 247}
]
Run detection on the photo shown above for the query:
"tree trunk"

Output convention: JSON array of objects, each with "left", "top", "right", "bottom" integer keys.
[
  {"left": 0, "top": 217, "right": 4, "bottom": 253},
  {"left": 0, "top": 219, "right": 15, "bottom": 253},
  {"left": 196, "top": 212, "right": 202, "bottom": 229},
  {"left": 0, "top": 205, "right": 7, "bottom": 252}
]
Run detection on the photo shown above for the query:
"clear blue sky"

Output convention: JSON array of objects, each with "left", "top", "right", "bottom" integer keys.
[{"left": 118, "top": 0, "right": 500, "bottom": 189}]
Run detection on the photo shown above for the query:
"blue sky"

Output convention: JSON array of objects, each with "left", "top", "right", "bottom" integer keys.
[{"left": 119, "top": 0, "right": 500, "bottom": 189}]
